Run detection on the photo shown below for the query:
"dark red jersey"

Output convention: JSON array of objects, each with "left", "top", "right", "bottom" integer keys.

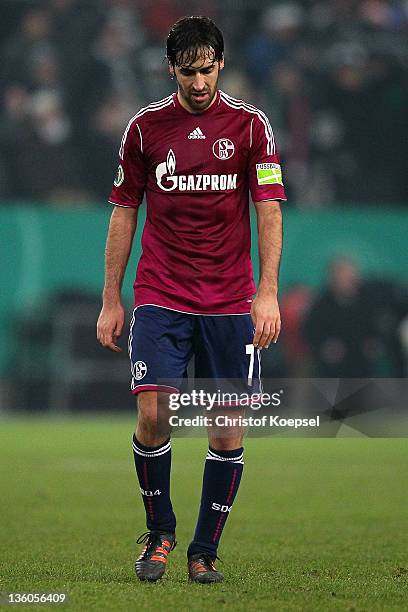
[{"left": 109, "top": 90, "right": 286, "bottom": 314}]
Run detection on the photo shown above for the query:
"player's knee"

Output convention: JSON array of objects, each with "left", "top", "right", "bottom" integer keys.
[
  {"left": 135, "top": 391, "right": 171, "bottom": 444},
  {"left": 208, "top": 433, "right": 244, "bottom": 451},
  {"left": 136, "top": 392, "right": 159, "bottom": 428},
  {"left": 136, "top": 415, "right": 169, "bottom": 447}
]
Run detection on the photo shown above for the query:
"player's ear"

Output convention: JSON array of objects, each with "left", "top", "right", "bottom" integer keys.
[
  {"left": 219, "top": 54, "right": 225, "bottom": 71},
  {"left": 168, "top": 62, "right": 175, "bottom": 79}
]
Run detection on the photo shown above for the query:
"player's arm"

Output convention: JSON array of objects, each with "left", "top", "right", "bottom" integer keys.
[
  {"left": 248, "top": 111, "right": 286, "bottom": 349},
  {"left": 97, "top": 117, "right": 146, "bottom": 352},
  {"left": 251, "top": 200, "right": 282, "bottom": 349},
  {"left": 97, "top": 206, "right": 138, "bottom": 352}
]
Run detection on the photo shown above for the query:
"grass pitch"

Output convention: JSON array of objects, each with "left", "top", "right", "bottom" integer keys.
[{"left": 0, "top": 418, "right": 407, "bottom": 611}]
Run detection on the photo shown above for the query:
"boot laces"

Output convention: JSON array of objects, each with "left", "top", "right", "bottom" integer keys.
[
  {"left": 136, "top": 531, "right": 176, "bottom": 559},
  {"left": 194, "top": 553, "right": 221, "bottom": 571}
]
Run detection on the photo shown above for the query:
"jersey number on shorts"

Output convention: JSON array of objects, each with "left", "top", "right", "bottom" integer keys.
[{"left": 246, "top": 344, "right": 255, "bottom": 386}]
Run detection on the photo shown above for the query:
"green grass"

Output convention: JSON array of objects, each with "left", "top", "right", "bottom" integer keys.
[{"left": 1, "top": 418, "right": 407, "bottom": 611}]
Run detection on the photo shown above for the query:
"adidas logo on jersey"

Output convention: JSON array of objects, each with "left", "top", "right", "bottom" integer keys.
[{"left": 188, "top": 127, "right": 206, "bottom": 139}]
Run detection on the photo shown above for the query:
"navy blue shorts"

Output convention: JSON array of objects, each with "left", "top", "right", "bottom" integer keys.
[{"left": 128, "top": 305, "right": 262, "bottom": 399}]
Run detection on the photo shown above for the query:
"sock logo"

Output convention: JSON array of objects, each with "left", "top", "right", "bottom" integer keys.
[
  {"left": 140, "top": 487, "right": 161, "bottom": 497},
  {"left": 211, "top": 502, "right": 232, "bottom": 513}
]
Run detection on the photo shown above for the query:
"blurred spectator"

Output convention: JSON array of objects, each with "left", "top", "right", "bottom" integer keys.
[
  {"left": 263, "top": 60, "right": 311, "bottom": 203},
  {"left": 142, "top": 0, "right": 181, "bottom": 42},
  {"left": 0, "top": 84, "right": 31, "bottom": 198},
  {"left": 1, "top": 8, "right": 54, "bottom": 91},
  {"left": 50, "top": 0, "right": 103, "bottom": 56},
  {"left": 319, "top": 45, "right": 408, "bottom": 203},
  {"left": 280, "top": 285, "right": 314, "bottom": 375},
  {"left": 303, "top": 257, "right": 376, "bottom": 377},
  {"left": 303, "top": 257, "right": 408, "bottom": 376},
  {"left": 3, "top": 89, "right": 92, "bottom": 203},
  {"left": 91, "top": 4, "right": 143, "bottom": 104},
  {"left": 83, "top": 93, "right": 137, "bottom": 200},
  {"left": 359, "top": 278, "right": 408, "bottom": 376},
  {"left": 245, "top": 2, "right": 305, "bottom": 86}
]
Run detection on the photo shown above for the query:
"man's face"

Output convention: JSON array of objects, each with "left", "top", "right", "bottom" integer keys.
[{"left": 170, "top": 49, "right": 224, "bottom": 113}]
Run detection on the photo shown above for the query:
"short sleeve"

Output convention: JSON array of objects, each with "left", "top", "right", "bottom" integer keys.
[
  {"left": 248, "top": 113, "right": 287, "bottom": 203},
  {"left": 108, "top": 119, "right": 146, "bottom": 209}
]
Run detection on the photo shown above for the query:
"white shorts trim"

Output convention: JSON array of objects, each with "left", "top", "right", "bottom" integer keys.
[{"left": 134, "top": 304, "right": 252, "bottom": 317}]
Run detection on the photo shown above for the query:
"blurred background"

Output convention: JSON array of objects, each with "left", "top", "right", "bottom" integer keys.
[{"left": 0, "top": 0, "right": 407, "bottom": 412}]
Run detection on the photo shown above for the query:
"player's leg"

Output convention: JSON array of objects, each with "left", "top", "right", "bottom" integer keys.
[
  {"left": 187, "top": 314, "right": 260, "bottom": 583},
  {"left": 188, "top": 411, "right": 245, "bottom": 583},
  {"left": 133, "top": 391, "right": 175, "bottom": 533},
  {"left": 132, "top": 391, "right": 177, "bottom": 581},
  {"left": 128, "top": 306, "right": 193, "bottom": 581}
]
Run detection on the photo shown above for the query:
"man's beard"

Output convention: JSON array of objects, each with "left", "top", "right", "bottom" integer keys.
[{"left": 177, "top": 75, "right": 219, "bottom": 112}]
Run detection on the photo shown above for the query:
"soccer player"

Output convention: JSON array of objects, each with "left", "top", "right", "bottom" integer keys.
[{"left": 97, "top": 16, "right": 286, "bottom": 583}]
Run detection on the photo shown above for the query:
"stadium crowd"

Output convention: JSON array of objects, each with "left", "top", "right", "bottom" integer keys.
[{"left": 0, "top": 0, "right": 407, "bottom": 206}]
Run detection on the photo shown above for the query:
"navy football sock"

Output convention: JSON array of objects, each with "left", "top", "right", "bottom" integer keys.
[
  {"left": 188, "top": 446, "right": 244, "bottom": 559},
  {"left": 132, "top": 434, "right": 176, "bottom": 533}
]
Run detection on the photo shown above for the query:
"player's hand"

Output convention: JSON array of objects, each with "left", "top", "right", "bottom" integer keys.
[
  {"left": 251, "top": 293, "right": 281, "bottom": 349},
  {"left": 96, "top": 302, "right": 125, "bottom": 352}
]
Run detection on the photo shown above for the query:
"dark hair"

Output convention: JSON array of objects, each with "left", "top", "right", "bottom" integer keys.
[{"left": 166, "top": 16, "right": 224, "bottom": 67}]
